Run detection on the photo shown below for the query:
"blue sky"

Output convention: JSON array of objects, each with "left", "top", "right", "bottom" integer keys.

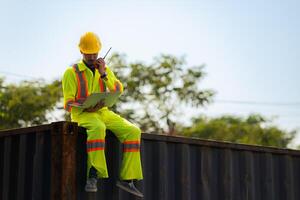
[{"left": 1, "top": 0, "right": 300, "bottom": 143}]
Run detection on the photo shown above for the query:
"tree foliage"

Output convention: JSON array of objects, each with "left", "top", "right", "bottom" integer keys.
[
  {"left": 108, "top": 53, "right": 215, "bottom": 134},
  {"left": 0, "top": 53, "right": 214, "bottom": 133},
  {"left": 181, "top": 114, "right": 296, "bottom": 148},
  {"left": 0, "top": 78, "right": 62, "bottom": 129},
  {"left": 0, "top": 54, "right": 297, "bottom": 149}
]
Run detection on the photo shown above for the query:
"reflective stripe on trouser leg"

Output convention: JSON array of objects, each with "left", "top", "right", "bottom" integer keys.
[
  {"left": 86, "top": 129, "right": 108, "bottom": 178},
  {"left": 74, "top": 112, "right": 109, "bottom": 178},
  {"left": 123, "top": 141, "right": 140, "bottom": 152},
  {"left": 120, "top": 128, "right": 143, "bottom": 180},
  {"left": 87, "top": 139, "right": 105, "bottom": 152},
  {"left": 97, "top": 109, "right": 143, "bottom": 180}
]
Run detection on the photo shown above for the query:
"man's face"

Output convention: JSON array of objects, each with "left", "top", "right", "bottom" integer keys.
[{"left": 82, "top": 53, "right": 98, "bottom": 66}]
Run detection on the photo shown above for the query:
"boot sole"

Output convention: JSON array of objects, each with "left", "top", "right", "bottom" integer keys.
[
  {"left": 85, "top": 188, "right": 98, "bottom": 193},
  {"left": 116, "top": 182, "right": 144, "bottom": 198}
]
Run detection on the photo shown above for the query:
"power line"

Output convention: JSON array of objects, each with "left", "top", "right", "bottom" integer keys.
[
  {"left": 1, "top": 70, "right": 300, "bottom": 107},
  {"left": 0, "top": 70, "right": 37, "bottom": 79},
  {"left": 215, "top": 99, "right": 300, "bottom": 106}
]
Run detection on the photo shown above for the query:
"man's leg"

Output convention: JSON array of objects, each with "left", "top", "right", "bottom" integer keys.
[
  {"left": 99, "top": 109, "right": 143, "bottom": 180},
  {"left": 99, "top": 109, "right": 143, "bottom": 197},
  {"left": 74, "top": 112, "right": 108, "bottom": 192}
]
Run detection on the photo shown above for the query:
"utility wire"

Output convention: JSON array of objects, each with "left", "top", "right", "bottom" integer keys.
[
  {"left": 215, "top": 100, "right": 300, "bottom": 106},
  {"left": 1, "top": 70, "right": 300, "bottom": 107},
  {"left": 0, "top": 70, "right": 37, "bottom": 79}
]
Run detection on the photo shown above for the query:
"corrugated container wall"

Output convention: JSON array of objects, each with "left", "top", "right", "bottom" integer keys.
[{"left": 1, "top": 121, "right": 300, "bottom": 200}]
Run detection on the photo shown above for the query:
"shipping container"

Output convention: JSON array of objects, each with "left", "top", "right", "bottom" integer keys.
[{"left": 0, "top": 121, "right": 300, "bottom": 200}]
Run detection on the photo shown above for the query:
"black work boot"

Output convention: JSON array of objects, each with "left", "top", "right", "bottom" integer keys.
[
  {"left": 116, "top": 180, "right": 144, "bottom": 198},
  {"left": 85, "top": 178, "right": 97, "bottom": 192},
  {"left": 85, "top": 167, "right": 98, "bottom": 192}
]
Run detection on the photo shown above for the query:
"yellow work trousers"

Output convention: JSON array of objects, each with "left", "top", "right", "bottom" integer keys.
[{"left": 72, "top": 107, "right": 143, "bottom": 180}]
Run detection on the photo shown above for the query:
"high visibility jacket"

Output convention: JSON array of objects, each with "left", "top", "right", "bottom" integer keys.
[{"left": 62, "top": 60, "right": 123, "bottom": 115}]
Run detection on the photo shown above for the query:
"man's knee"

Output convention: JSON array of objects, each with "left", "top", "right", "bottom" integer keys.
[
  {"left": 130, "top": 125, "right": 141, "bottom": 139},
  {"left": 86, "top": 121, "right": 106, "bottom": 138}
]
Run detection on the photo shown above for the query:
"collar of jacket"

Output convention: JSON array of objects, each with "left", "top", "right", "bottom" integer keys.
[{"left": 76, "top": 60, "right": 90, "bottom": 72}]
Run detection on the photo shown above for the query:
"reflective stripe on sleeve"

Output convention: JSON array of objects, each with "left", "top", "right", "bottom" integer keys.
[
  {"left": 64, "top": 98, "right": 87, "bottom": 112},
  {"left": 64, "top": 99, "right": 74, "bottom": 112},
  {"left": 114, "top": 80, "right": 122, "bottom": 92}
]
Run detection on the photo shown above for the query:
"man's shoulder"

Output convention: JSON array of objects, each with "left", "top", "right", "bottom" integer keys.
[
  {"left": 64, "top": 66, "right": 75, "bottom": 72},
  {"left": 65, "top": 61, "right": 83, "bottom": 70},
  {"left": 63, "top": 66, "right": 76, "bottom": 78}
]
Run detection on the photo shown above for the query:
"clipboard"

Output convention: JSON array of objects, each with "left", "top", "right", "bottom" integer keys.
[{"left": 70, "top": 92, "right": 121, "bottom": 109}]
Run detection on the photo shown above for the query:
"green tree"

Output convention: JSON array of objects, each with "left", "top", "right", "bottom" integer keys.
[
  {"left": 0, "top": 53, "right": 214, "bottom": 132},
  {"left": 0, "top": 78, "right": 62, "bottom": 129},
  {"left": 108, "top": 53, "right": 215, "bottom": 134},
  {"left": 181, "top": 114, "right": 296, "bottom": 148}
]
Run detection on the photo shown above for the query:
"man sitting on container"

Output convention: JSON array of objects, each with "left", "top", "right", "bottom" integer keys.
[{"left": 62, "top": 32, "right": 143, "bottom": 197}]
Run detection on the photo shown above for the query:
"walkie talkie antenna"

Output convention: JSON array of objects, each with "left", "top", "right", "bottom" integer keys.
[{"left": 103, "top": 47, "right": 112, "bottom": 60}]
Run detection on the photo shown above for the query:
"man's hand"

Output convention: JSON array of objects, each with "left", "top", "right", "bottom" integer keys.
[
  {"left": 83, "top": 100, "right": 105, "bottom": 112},
  {"left": 94, "top": 58, "right": 106, "bottom": 75}
]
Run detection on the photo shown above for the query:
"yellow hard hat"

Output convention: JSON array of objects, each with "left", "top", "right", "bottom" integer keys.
[{"left": 78, "top": 32, "right": 102, "bottom": 54}]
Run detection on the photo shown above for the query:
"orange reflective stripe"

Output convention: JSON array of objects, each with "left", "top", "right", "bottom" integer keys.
[
  {"left": 123, "top": 149, "right": 140, "bottom": 152},
  {"left": 73, "top": 64, "right": 88, "bottom": 99},
  {"left": 98, "top": 78, "right": 106, "bottom": 92},
  {"left": 114, "top": 80, "right": 122, "bottom": 92},
  {"left": 87, "top": 139, "right": 105, "bottom": 152},
  {"left": 87, "top": 139, "right": 105, "bottom": 144},
  {"left": 74, "top": 70, "right": 82, "bottom": 98},
  {"left": 82, "top": 72, "right": 88, "bottom": 97},
  {"left": 87, "top": 147, "right": 105, "bottom": 152},
  {"left": 64, "top": 99, "right": 74, "bottom": 112},
  {"left": 123, "top": 141, "right": 140, "bottom": 144},
  {"left": 123, "top": 140, "right": 140, "bottom": 152}
]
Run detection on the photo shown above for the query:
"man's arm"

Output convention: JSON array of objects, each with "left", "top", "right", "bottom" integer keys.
[
  {"left": 95, "top": 58, "right": 123, "bottom": 93},
  {"left": 103, "top": 66, "right": 124, "bottom": 93},
  {"left": 62, "top": 68, "right": 77, "bottom": 112},
  {"left": 83, "top": 100, "right": 105, "bottom": 112}
]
